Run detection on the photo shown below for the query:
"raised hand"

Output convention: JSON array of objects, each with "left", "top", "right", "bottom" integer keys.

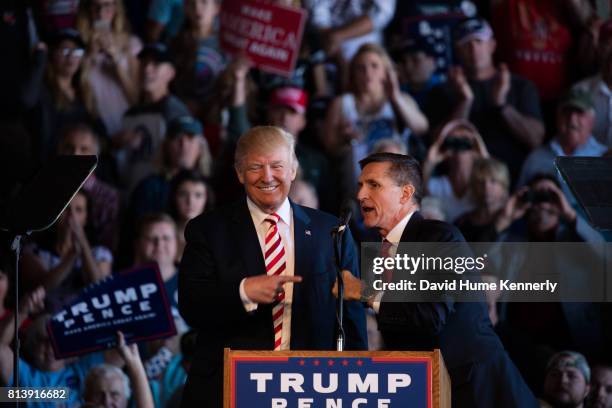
[
  {"left": 496, "top": 187, "right": 531, "bottom": 232},
  {"left": 20, "top": 286, "right": 46, "bottom": 316},
  {"left": 448, "top": 66, "right": 473, "bottom": 101},
  {"left": 426, "top": 130, "right": 452, "bottom": 166},
  {"left": 535, "top": 180, "right": 576, "bottom": 223},
  {"left": 322, "top": 29, "right": 342, "bottom": 58},
  {"left": 332, "top": 270, "right": 364, "bottom": 301},
  {"left": 68, "top": 212, "right": 87, "bottom": 247},
  {"left": 460, "top": 127, "right": 489, "bottom": 158},
  {"left": 340, "top": 119, "right": 363, "bottom": 143},
  {"left": 116, "top": 331, "right": 141, "bottom": 368},
  {"left": 492, "top": 63, "right": 511, "bottom": 107},
  {"left": 228, "top": 55, "right": 252, "bottom": 81},
  {"left": 384, "top": 65, "right": 402, "bottom": 100}
]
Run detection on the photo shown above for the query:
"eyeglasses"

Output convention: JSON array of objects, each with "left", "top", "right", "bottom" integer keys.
[{"left": 58, "top": 48, "right": 85, "bottom": 58}]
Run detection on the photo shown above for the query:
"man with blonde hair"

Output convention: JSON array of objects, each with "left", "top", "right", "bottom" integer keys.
[{"left": 178, "top": 126, "right": 367, "bottom": 407}]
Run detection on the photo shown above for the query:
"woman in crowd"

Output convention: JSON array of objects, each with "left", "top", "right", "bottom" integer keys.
[
  {"left": 76, "top": 0, "right": 141, "bottom": 136},
  {"left": 455, "top": 158, "right": 511, "bottom": 242},
  {"left": 422, "top": 119, "right": 489, "bottom": 222},
  {"left": 168, "top": 170, "right": 211, "bottom": 261},
  {"left": 21, "top": 190, "right": 112, "bottom": 312},
  {"left": 171, "top": 0, "right": 225, "bottom": 115},
  {"left": 323, "top": 42, "right": 428, "bottom": 155},
  {"left": 324, "top": 43, "right": 428, "bottom": 204},
  {"left": 37, "top": 29, "right": 98, "bottom": 159},
  {"left": 132, "top": 213, "right": 186, "bottom": 380}
]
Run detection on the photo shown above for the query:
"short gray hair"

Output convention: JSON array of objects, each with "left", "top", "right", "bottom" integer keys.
[
  {"left": 84, "top": 364, "right": 131, "bottom": 400},
  {"left": 359, "top": 152, "right": 423, "bottom": 204}
]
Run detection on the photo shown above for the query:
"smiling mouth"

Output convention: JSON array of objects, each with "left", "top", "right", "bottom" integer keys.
[
  {"left": 258, "top": 185, "right": 278, "bottom": 192},
  {"left": 361, "top": 206, "right": 374, "bottom": 213}
]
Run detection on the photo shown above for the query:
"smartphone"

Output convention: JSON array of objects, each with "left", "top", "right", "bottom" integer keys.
[{"left": 94, "top": 20, "right": 112, "bottom": 31}]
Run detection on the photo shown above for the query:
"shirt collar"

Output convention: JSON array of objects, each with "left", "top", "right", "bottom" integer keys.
[
  {"left": 384, "top": 210, "right": 415, "bottom": 245},
  {"left": 550, "top": 136, "right": 607, "bottom": 156},
  {"left": 246, "top": 197, "right": 292, "bottom": 227}
]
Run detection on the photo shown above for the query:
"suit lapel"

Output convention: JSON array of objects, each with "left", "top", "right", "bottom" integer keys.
[
  {"left": 232, "top": 200, "right": 266, "bottom": 277},
  {"left": 290, "top": 202, "right": 312, "bottom": 348},
  {"left": 400, "top": 211, "right": 423, "bottom": 243}
]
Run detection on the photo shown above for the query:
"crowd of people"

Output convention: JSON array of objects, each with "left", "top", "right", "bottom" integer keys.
[{"left": 0, "top": 0, "right": 612, "bottom": 407}]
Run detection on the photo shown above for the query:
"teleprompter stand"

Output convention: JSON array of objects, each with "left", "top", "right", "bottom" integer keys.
[{"left": 0, "top": 155, "right": 96, "bottom": 395}]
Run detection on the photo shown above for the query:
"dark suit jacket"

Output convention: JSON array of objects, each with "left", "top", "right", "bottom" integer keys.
[
  {"left": 377, "top": 212, "right": 538, "bottom": 408},
  {"left": 178, "top": 199, "right": 367, "bottom": 407}
]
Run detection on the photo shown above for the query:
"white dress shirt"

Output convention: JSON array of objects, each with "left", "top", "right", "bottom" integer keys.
[{"left": 238, "top": 197, "right": 295, "bottom": 350}]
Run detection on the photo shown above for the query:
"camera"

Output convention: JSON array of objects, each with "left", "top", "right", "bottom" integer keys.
[
  {"left": 519, "top": 189, "right": 556, "bottom": 204},
  {"left": 440, "top": 137, "right": 473, "bottom": 152}
]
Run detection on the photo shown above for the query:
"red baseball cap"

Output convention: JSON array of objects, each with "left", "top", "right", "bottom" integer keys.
[{"left": 269, "top": 87, "right": 308, "bottom": 114}]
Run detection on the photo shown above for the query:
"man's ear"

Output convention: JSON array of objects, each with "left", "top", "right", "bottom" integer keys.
[
  {"left": 290, "top": 156, "right": 298, "bottom": 181},
  {"left": 489, "top": 38, "right": 497, "bottom": 54},
  {"left": 235, "top": 165, "right": 245, "bottom": 184},
  {"left": 164, "top": 64, "right": 176, "bottom": 81},
  {"left": 400, "top": 184, "right": 415, "bottom": 204},
  {"left": 290, "top": 165, "right": 297, "bottom": 181}
]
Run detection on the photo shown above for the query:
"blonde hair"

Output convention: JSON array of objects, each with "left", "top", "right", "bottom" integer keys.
[
  {"left": 45, "top": 42, "right": 97, "bottom": 116},
  {"left": 76, "top": 0, "right": 132, "bottom": 48},
  {"left": 234, "top": 126, "right": 298, "bottom": 171},
  {"left": 470, "top": 158, "right": 510, "bottom": 192},
  {"left": 348, "top": 43, "right": 395, "bottom": 95},
  {"left": 436, "top": 119, "right": 480, "bottom": 142},
  {"left": 76, "top": 0, "right": 134, "bottom": 116}
]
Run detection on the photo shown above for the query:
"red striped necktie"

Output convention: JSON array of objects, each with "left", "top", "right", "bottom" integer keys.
[
  {"left": 264, "top": 213, "right": 286, "bottom": 350},
  {"left": 382, "top": 238, "right": 394, "bottom": 283}
]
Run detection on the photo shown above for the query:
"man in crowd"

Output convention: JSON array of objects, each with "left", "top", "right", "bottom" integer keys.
[
  {"left": 573, "top": 27, "right": 612, "bottom": 149},
  {"left": 426, "top": 17, "right": 545, "bottom": 183},
  {"left": 267, "top": 85, "right": 331, "bottom": 209},
  {"left": 57, "top": 122, "right": 120, "bottom": 250},
  {"left": 178, "top": 126, "right": 367, "bottom": 407},
  {"left": 589, "top": 363, "right": 612, "bottom": 408},
  {"left": 542, "top": 351, "right": 591, "bottom": 408},
  {"left": 518, "top": 90, "right": 608, "bottom": 187},
  {"left": 83, "top": 332, "right": 154, "bottom": 408},
  {"left": 115, "top": 42, "right": 190, "bottom": 191},
  {"left": 393, "top": 35, "right": 443, "bottom": 109}
]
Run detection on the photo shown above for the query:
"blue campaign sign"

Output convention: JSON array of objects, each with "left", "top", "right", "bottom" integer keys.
[
  {"left": 47, "top": 264, "right": 176, "bottom": 359},
  {"left": 230, "top": 356, "right": 432, "bottom": 407}
]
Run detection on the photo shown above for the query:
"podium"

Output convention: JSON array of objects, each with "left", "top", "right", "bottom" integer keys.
[{"left": 224, "top": 349, "right": 451, "bottom": 407}]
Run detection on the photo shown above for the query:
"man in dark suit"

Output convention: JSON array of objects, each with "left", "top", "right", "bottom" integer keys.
[
  {"left": 338, "top": 152, "right": 537, "bottom": 407},
  {"left": 178, "top": 126, "right": 367, "bottom": 407}
]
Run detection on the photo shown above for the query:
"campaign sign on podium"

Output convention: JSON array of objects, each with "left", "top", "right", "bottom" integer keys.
[{"left": 224, "top": 350, "right": 450, "bottom": 408}]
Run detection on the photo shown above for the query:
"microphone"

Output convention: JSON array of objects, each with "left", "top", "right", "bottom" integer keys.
[{"left": 337, "top": 204, "right": 353, "bottom": 233}]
